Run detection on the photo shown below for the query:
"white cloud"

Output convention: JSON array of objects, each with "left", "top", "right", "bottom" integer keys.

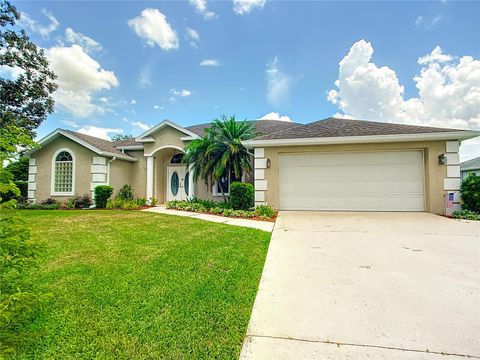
[
  {"left": 189, "top": 0, "right": 217, "bottom": 19},
  {"left": 130, "top": 99, "right": 137, "bottom": 105},
  {"left": 20, "top": 9, "right": 59, "bottom": 38},
  {"left": 65, "top": 28, "right": 102, "bottom": 54},
  {"left": 132, "top": 121, "right": 151, "bottom": 131},
  {"left": 170, "top": 88, "right": 192, "bottom": 97},
  {"left": 200, "top": 59, "right": 220, "bottom": 66},
  {"left": 415, "top": 14, "right": 443, "bottom": 29},
  {"left": 415, "top": 16, "right": 423, "bottom": 26},
  {"left": 418, "top": 45, "right": 453, "bottom": 64},
  {"left": 233, "top": 0, "right": 266, "bottom": 14},
  {"left": 328, "top": 39, "right": 480, "bottom": 160},
  {"left": 60, "top": 119, "right": 79, "bottom": 128},
  {"left": 128, "top": 8, "right": 179, "bottom": 50},
  {"left": 154, "top": 105, "right": 165, "bottom": 110},
  {"left": 77, "top": 125, "right": 123, "bottom": 140},
  {"left": 266, "top": 56, "right": 291, "bottom": 107},
  {"left": 46, "top": 44, "right": 119, "bottom": 117},
  {"left": 185, "top": 27, "right": 200, "bottom": 47},
  {"left": 138, "top": 63, "right": 153, "bottom": 89},
  {"left": 260, "top": 112, "right": 291, "bottom": 122}
]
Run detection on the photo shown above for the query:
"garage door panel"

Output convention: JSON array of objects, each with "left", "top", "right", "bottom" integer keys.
[
  {"left": 280, "top": 194, "right": 425, "bottom": 211},
  {"left": 346, "top": 164, "right": 424, "bottom": 178},
  {"left": 278, "top": 150, "right": 425, "bottom": 211}
]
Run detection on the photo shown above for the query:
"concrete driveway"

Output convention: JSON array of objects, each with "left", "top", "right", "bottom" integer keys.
[{"left": 241, "top": 212, "right": 480, "bottom": 359}]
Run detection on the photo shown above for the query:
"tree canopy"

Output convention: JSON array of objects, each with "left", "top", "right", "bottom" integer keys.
[
  {"left": 183, "top": 115, "right": 256, "bottom": 200},
  {"left": 0, "top": 0, "right": 57, "bottom": 143}
]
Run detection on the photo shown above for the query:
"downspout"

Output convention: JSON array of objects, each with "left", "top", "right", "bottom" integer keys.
[{"left": 107, "top": 157, "right": 117, "bottom": 185}]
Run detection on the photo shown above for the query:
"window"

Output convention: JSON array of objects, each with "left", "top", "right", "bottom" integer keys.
[
  {"left": 51, "top": 149, "right": 75, "bottom": 195},
  {"left": 170, "top": 153, "right": 184, "bottom": 164},
  {"left": 213, "top": 175, "right": 230, "bottom": 196}
]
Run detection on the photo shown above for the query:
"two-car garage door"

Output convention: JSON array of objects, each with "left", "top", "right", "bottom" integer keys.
[{"left": 278, "top": 150, "right": 425, "bottom": 211}]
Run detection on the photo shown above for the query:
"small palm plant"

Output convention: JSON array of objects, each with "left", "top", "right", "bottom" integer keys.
[{"left": 183, "top": 115, "right": 256, "bottom": 201}]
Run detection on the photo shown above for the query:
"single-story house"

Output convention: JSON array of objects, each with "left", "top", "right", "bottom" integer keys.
[
  {"left": 460, "top": 156, "right": 480, "bottom": 180},
  {"left": 27, "top": 117, "right": 478, "bottom": 215}
]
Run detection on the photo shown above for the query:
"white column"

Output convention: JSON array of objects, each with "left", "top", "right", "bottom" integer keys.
[
  {"left": 27, "top": 157, "right": 37, "bottom": 203},
  {"left": 444, "top": 140, "right": 461, "bottom": 215},
  {"left": 188, "top": 164, "right": 195, "bottom": 198},
  {"left": 146, "top": 156, "right": 154, "bottom": 202},
  {"left": 254, "top": 148, "right": 267, "bottom": 207}
]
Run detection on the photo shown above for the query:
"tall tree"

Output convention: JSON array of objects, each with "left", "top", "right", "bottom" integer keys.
[
  {"left": 0, "top": 2, "right": 54, "bottom": 355},
  {"left": 111, "top": 134, "right": 134, "bottom": 142},
  {"left": 0, "top": 0, "right": 57, "bottom": 143},
  {"left": 183, "top": 115, "right": 256, "bottom": 201}
]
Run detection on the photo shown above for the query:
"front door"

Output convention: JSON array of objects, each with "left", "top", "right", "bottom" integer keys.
[{"left": 167, "top": 166, "right": 190, "bottom": 201}]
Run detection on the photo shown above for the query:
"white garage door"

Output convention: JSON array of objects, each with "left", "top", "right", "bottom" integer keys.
[{"left": 278, "top": 150, "right": 425, "bottom": 211}]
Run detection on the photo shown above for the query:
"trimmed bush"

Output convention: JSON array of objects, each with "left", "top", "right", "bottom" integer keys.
[
  {"left": 254, "top": 205, "right": 276, "bottom": 218},
  {"left": 117, "top": 184, "right": 134, "bottom": 201},
  {"left": 73, "top": 194, "right": 93, "bottom": 209},
  {"left": 229, "top": 182, "right": 254, "bottom": 210},
  {"left": 452, "top": 210, "right": 480, "bottom": 221},
  {"left": 460, "top": 174, "right": 480, "bottom": 213},
  {"left": 94, "top": 185, "right": 113, "bottom": 208},
  {"left": 165, "top": 198, "right": 276, "bottom": 220}
]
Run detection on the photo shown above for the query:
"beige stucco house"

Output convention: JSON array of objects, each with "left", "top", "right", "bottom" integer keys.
[{"left": 27, "top": 117, "right": 478, "bottom": 215}]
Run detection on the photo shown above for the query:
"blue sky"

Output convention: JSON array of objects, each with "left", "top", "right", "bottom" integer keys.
[{"left": 12, "top": 0, "right": 480, "bottom": 159}]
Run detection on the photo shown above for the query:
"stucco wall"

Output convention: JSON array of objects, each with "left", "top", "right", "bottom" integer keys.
[
  {"left": 144, "top": 127, "right": 186, "bottom": 155},
  {"left": 259, "top": 140, "right": 447, "bottom": 214},
  {"left": 30, "top": 137, "right": 97, "bottom": 201},
  {"left": 109, "top": 150, "right": 148, "bottom": 198}
]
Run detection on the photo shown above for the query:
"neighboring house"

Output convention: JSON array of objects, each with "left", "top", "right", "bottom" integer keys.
[
  {"left": 460, "top": 156, "right": 480, "bottom": 180},
  {"left": 27, "top": 117, "right": 478, "bottom": 215}
]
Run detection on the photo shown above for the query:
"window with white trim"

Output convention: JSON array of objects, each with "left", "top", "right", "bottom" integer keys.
[{"left": 53, "top": 150, "right": 74, "bottom": 194}]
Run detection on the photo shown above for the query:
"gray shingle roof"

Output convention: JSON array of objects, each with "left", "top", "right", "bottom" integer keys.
[
  {"left": 111, "top": 138, "right": 142, "bottom": 147},
  {"left": 186, "top": 120, "right": 302, "bottom": 137},
  {"left": 251, "top": 117, "right": 467, "bottom": 141},
  {"left": 460, "top": 156, "right": 480, "bottom": 171},
  {"left": 62, "top": 129, "right": 134, "bottom": 158}
]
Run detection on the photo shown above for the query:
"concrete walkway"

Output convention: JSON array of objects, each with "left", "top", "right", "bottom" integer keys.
[
  {"left": 142, "top": 205, "right": 274, "bottom": 232},
  {"left": 241, "top": 212, "right": 480, "bottom": 359}
]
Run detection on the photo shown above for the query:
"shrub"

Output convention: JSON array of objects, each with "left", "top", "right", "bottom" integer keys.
[
  {"left": 254, "top": 205, "right": 276, "bottom": 219},
  {"left": 117, "top": 184, "right": 134, "bottom": 201},
  {"left": 136, "top": 198, "right": 147, "bottom": 207},
  {"left": 223, "top": 209, "right": 234, "bottom": 217},
  {"left": 460, "top": 175, "right": 480, "bottom": 213},
  {"left": 452, "top": 210, "right": 480, "bottom": 221},
  {"left": 150, "top": 198, "right": 158, "bottom": 206},
  {"left": 229, "top": 182, "right": 254, "bottom": 210},
  {"left": 74, "top": 194, "right": 93, "bottom": 209},
  {"left": 0, "top": 215, "right": 49, "bottom": 355},
  {"left": 65, "top": 199, "right": 75, "bottom": 210},
  {"left": 210, "top": 207, "right": 223, "bottom": 215},
  {"left": 94, "top": 185, "right": 113, "bottom": 208}
]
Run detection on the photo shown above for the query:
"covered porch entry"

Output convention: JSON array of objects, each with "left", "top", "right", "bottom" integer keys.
[{"left": 145, "top": 145, "right": 194, "bottom": 203}]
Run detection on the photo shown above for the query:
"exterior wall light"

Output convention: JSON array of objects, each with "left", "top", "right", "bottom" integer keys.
[
  {"left": 266, "top": 159, "right": 271, "bottom": 168},
  {"left": 438, "top": 154, "right": 447, "bottom": 165}
]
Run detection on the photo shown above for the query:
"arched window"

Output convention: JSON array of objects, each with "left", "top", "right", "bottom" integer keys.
[
  {"left": 170, "top": 153, "right": 184, "bottom": 164},
  {"left": 51, "top": 149, "right": 75, "bottom": 195}
]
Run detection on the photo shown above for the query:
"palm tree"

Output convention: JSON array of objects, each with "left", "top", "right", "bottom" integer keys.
[{"left": 183, "top": 115, "right": 256, "bottom": 201}]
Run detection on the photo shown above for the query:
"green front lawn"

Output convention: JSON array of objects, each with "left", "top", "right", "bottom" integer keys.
[{"left": 15, "top": 210, "right": 270, "bottom": 359}]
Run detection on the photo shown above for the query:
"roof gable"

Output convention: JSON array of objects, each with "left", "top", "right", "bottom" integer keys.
[
  {"left": 136, "top": 120, "right": 199, "bottom": 142},
  {"left": 29, "top": 129, "right": 137, "bottom": 162}
]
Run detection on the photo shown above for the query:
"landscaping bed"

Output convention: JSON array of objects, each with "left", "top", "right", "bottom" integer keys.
[
  {"left": 12, "top": 210, "right": 270, "bottom": 359},
  {"left": 166, "top": 198, "right": 277, "bottom": 221}
]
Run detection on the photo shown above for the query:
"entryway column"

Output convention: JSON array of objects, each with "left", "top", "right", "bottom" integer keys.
[
  {"left": 188, "top": 164, "right": 195, "bottom": 198},
  {"left": 146, "top": 156, "right": 154, "bottom": 202}
]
